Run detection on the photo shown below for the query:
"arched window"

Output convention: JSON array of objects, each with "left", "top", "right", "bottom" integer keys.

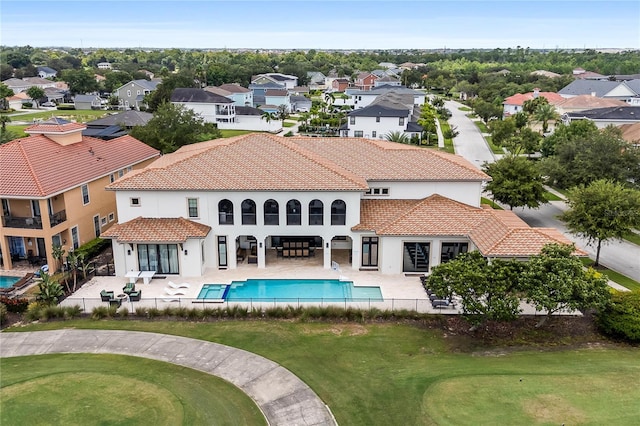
[
  {"left": 331, "top": 200, "right": 346, "bottom": 225},
  {"left": 286, "top": 199, "right": 301, "bottom": 225},
  {"left": 264, "top": 199, "right": 279, "bottom": 225},
  {"left": 309, "top": 199, "right": 323, "bottom": 225},
  {"left": 218, "top": 199, "right": 234, "bottom": 225},
  {"left": 241, "top": 199, "right": 256, "bottom": 225}
]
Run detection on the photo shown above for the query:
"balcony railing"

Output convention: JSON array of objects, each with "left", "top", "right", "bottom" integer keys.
[
  {"left": 2, "top": 215, "right": 43, "bottom": 229},
  {"left": 50, "top": 210, "right": 67, "bottom": 227}
]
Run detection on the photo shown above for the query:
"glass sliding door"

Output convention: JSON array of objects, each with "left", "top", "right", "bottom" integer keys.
[
  {"left": 137, "top": 244, "right": 179, "bottom": 274},
  {"left": 403, "top": 242, "right": 430, "bottom": 272},
  {"left": 361, "top": 237, "right": 378, "bottom": 267},
  {"left": 218, "top": 236, "right": 228, "bottom": 268}
]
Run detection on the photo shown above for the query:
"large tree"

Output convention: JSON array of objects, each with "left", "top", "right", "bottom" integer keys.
[
  {"left": 145, "top": 71, "right": 197, "bottom": 112},
  {"left": 0, "top": 83, "right": 14, "bottom": 110},
  {"left": 560, "top": 179, "right": 640, "bottom": 266},
  {"left": 130, "top": 102, "right": 221, "bottom": 153},
  {"left": 533, "top": 102, "right": 559, "bottom": 134},
  {"left": 26, "top": 86, "right": 45, "bottom": 108},
  {"left": 522, "top": 243, "right": 611, "bottom": 326},
  {"left": 62, "top": 68, "right": 99, "bottom": 95},
  {"left": 482, "top": 154, "right": 547, "bottom": 210}
]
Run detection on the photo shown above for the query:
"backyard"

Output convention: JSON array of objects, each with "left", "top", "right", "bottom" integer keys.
[{"left": 2, "top": 318, "right": 638, "bottom": 425}]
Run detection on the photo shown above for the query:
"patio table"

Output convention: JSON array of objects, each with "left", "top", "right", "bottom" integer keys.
[
  {"left": 139, "top": 270, "right": 156, "bottom": 285},
  {"left": 125, "top": 270, "right": 141, "bottom": 284}
]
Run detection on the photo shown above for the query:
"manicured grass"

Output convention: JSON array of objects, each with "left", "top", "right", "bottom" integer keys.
[
  {"left": 474, "top": 120, "right": 490, "bottom": 133},
  {"left": 543, "top": 190, "right": 563, "bottom": 201},
  {"left": 481, "top": 197, "right": 503, "bottom": 209},
  {"left": 581, "top": 258, "right": 640, "bottom": 291},
  {"left": 4, "top": 125, "right": 29, "bottom": 138},
  {"left": 623, "top": 231, "right": 640, "bottom": 246},
  {"left": 219, "top": 129, "right": 254, "bottom": 138},
  {"left": 283, "top": 121, "right": 295, "bottom": 127},
  {"left": 438, "top": 119, "right": 455, "bottom": 154},
  {"left": 0, "top": 353, "right": 265, "bottom": 425},
  {"left": 458, "top": 106, "right": 472, "bottom": 111},
  {"left": 2, "top": 109, "right": 109, "bottom": 123},
  {"left": 7, "top": 321, "right": 640, "bottom": 425}
]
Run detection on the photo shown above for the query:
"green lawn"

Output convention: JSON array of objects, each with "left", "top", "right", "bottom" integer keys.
[
  {"left": 0, "top": 353, "right": 265, "bottom": 425},
  {"left": 481, "top": 197, "right": 503, "bottom": 209},
  {"left": 438, "top": 119, "right": 455, "bottom": 154},
  {"left": 543, "top": 190, "right": 563, "bottom": 201},
  {"left": 474, "top": 120, "right": 490, "bottom": 133},
  {"left": 283, "top": 121, "right": 296, "bottom": 127},
  {"left": 219, "top": 129, "right": 255, "bottom": 138},
  {"left": 623, "top": 231, "right": 640, "bottom": 246},
  {"left": 458, "top": 106, "right": 472, "bottom": 112},
  {"left": 581, "top": 258, "right": 640, "bottom": 291},
  {"left": 2, "top": 109, "right": 110, "bottom": 123},
  {"left": 5, "top": 321, "right": 640, "bottom": 425},
  {"left": 4, "top": 125, "right": 29, "bottom": 138}
]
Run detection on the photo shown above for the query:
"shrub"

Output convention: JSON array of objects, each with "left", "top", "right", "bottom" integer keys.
[
  {"left": 0, "top": 303, "right": 7, "bottom": 325},
  {"left": 56, "top": 104, "right": 75, "bottom": 110},
  {"left": 118, "top": 307, "right": 129, "bottom": 318},
  {"left": 598, "top": 291, "right": 640, "bottom": 342},
  {"left": 91, "top": 305, "right": 118, "bottom": 319},
  {"left": 0, "top": 297, "right": 29, "bottom": 313},
  {"left": 23, "top": 102, "right": 33, "bottom": 108},
  {"left": 75, "top": 237, "right": 110, "bottom": 260}
]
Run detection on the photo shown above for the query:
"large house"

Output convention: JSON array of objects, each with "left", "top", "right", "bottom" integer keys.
[
  {"left": 37, "top": 66, "right": 58, "bottom": 79},
  {"left": 562, "top": 106, "right": 640, "bottom": 128},
  {"left": 113, "top": 79, "right": 161, "bottom": 110},
  {"left": 558, "top": 79, "right": 640, "bottom": 104},
  {"left": 0, "top": 119, "right": 160, "bottom": 270},
  {"left": 2, "top": 77, "right": 57, "bottom": 94},
  {"left": 102, "top": 134, "right": 574, "bottom": 278},
  {"left": 83, "top": 110, "right": 154, "bottom": 140},
  {"left": 502, "top": 89, "right": 564, "bottom": 117},
  {"left": 251, "top": 73, "right": 298, "bottom": 90},
  {"left": 354, "top": 72, "right": 378, "bottom": 91}
]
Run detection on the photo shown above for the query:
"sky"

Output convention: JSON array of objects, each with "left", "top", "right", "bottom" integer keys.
[{"left": 2, "top": 0, "right": 639, "bottom": 50}]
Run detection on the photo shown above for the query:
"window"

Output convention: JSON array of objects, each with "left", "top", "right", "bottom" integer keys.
[
  {"left": 138, "top": 244, "right": 179, "bottom": 274},
  {"left": 354, "top": 131, "right": 363, "bottom": 137},
  {"left": 286, "top": 199, "right": 301, "bottom": 225},
  {"left": 118, "top": 169, "right": 124, "bottom": 178},
  {"left": 331, "top": 200, "right": 346, "bottom": 225},
  {"left": 309, "top": 199, "right": 323, "bottom": 225},
  {"left": 381, "top": 188, "right": 389, "bottom": 195},
  {"left": 361, "top": 237, "right": 378, "bottom": 267},
  {"left": 127, "top": 90, "right": 131, "bottom": 97},
  {"left": 241, "top": 199, "right": 256, "bottom": 225},
  {"left": 376, "top": 116, "right": 380, "bottom": 122},
  {"left": 127, "top": 166, "right": 132, "bottom": 172},
  {"left": 349, "top": 116, "right": 355, "bottom": 125},
  {"left": 373, "top": 188, "right": 381, "bottom": 195},
  {"left": 403, "top": 242, "right": 430, "bottom": 272},
  {"left": 108, "top": 212, "right": 115, "bottom": 222},
  {"left": 130, "top": 197, "right": 140, "bottom": 207},
  {"left": 218, "top": 236, "right": 227, "bottom": 268},
  {"left": 187, "top": 198, "right": 199, "bottom": 218},
  {"left": 71, "top": 226, "right": 79, "bottom": 249},
  {"left": 441, "top": 242, "right": 468, "bottom": 263},
  {"left": 136, "top": 90, "right": 141, "bottom": 95},
  {"left": 93, "top": 215, "right": 100, "bottom": 237},
  {"left": 399, "top": 117, "right": 405, "bottom": 126},
  {"left": 110, "top": 174, "right": 115, "bottom": 183},
  {"left": 264, "top": 199, "right": 279, "bottom": 225},
  {"left": 101, "top": 217, "right": 107, "bottom": 226},
  {"left": 218, "top": 199, "right": 234, "bottom": 224},
  {"left": 372, "top": 131, "right": 376, "bottom": 138},
  {"left": 81, "top": 184, "right": 89, "bottom": 205}
]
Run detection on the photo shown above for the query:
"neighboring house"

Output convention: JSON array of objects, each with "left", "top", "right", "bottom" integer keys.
[
  {"left": 251, "top": 73, "right": 298, "bottom": 90},
  {"left": 102, "top": 133, "right": 575, "bottom": 278},
  {"left": 249, "top": 81, "right": 285, "bottom": 107},
  {"left": 43, "top": 87, "right": 66, "bottom": 103},
  {"left": 0, "top": 119, "right": 160, "bottom": 271},
  {"left": 355, "top": 72, "right": 378, "bottom": 91},
  {"left": 562, "top": 106, "right": 640, "bottom": 128},
  {"left": 331, "top": 78, "right": 350, "bottom": 92},
  {"left": 113, "top": 79, "right": 160, "bottom": 110},
  {"left": 37, "top": 66, "right": 57, "bottom": 79},
  {"left": 289, "top": 86, "right": 310, "bottom": 96},
  {"left": 83, "top": 110, "right": 153, "bottom": 139},
  {"left": 218, "top": 83, "right": 253, "bottom": 106},
  {"left": 558, "top": 79, "right": 640, "bottom": 103},
  {"left": 378, "top": 62, "right": 396, "bottom": 69},
  {"left": 171, "top": 88, "right": 236, "bottom": 124},
  {"left": 619, "top": 122, "right": 640, "bottom": 147},
  {"left": 2, "top": 77, "right": 57, "bottom": 93},
  {"left": 97, "top": 62, "right": 112, "bottom": 70},
  {"left": 307, "top": 71, "right": 326, "bottom": 90},
  {"left": 6, "top": 92, "right": 32, "bottom": 110},
  {"left": 346, "top": 86, "right": 426, "bottom": 110},
  {"left": 73, "top": 94, "right": 103, "bottom": 110},
  {"left": 555, "top": 95, "right": 628, "bottom": 115},
  {"left": 502, "top": 89, "right": 564, "bottom": 117},
  {"left": 530, "top": 70, "right": 562, "bottom": 79},
  {"left": 264, "top": 89, "right": 291, "bottom": 111},
  {"left": 572, "top": 68, "right": 606, "bottom": 80},
  {"left": 290, "top": 95, "right": 311, "bottom": 112},
  {"left": 374, "top": 76, "right": 401, "bottom": 88},
  {"left": 226, "top": 106, "right": 282, "bottom": 132},
  {"left": 341, "top": 92, "right": 422, "bottom": 140}
]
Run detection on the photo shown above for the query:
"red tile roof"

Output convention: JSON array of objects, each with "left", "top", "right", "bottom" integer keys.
[
  {"left": 107, "top": 134, "right": 487, "bottom": 192},
  {"left": 101, "top": 217, "right": 211, "bottom": 242},
  {"left": 0, "top": 133, "right": 160, "bottom": 197},
  {"left": 25, "top": 122, "right": 87, "bottom": 134},
  {"left": 354, "top": 195, "right": 584, "bottom": 257},
  {"left": 503, "top": 92, "right": 565, "bottom": 106}
]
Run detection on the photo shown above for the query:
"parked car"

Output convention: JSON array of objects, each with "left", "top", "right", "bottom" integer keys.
[{"left": 42, "top": 101, "right": 56, "bottom": 107}]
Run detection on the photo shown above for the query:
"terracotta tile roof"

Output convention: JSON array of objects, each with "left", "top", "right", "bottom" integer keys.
[
  {"left": 0, "top": 133, "right": 160, "bottom": 197},
  {"left": 107, "top": 134, "right": 368, "bottom": 191},
  {"left": 503, "top": 92, "right": 565, "bottom": 106},
  {"left": 25, "top": 122, "right": 87, "bottom": 134},
  {"left": 556, "top": 95, "right": 627, "bottom": 110},
  {"left": 354, "top": 195, "right": 582, "bottom": 257},
  {"left": 101, "top": 217, "right": 211, "bottom": 242},
  {"left": 620, "top": 122, "right": 640, "bottom": 144}
]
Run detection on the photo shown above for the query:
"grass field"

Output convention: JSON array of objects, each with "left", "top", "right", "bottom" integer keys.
[
  {"left": 219, "top": 129, "right": 255, "bottom": 138},
  {"left": 0, "top": 353, "right": 265, "bottom": 425},
  {"left": 439, "top": 118, "right": 455, "bottom": 154},
  {"left": 5, "top": 320, "right": 639, "bottom": 425}
]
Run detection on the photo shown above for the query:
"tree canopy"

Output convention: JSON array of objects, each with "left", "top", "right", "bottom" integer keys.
[
  {"left": 560, "top": 179, "right": 640, "bottom": 266},
  {"left": 482, "top": 154, "right": 547, "bottom": 210},
  {"left": 129, "top": 102, "right": 221, "bottom": 153},
  {"left": 61, "top": 69, "right": 99, "bottom": 95}
]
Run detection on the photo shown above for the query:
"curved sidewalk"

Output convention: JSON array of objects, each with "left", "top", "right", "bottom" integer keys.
[{"left": 0, "top": 329, "right": 336, "bottom": 426}]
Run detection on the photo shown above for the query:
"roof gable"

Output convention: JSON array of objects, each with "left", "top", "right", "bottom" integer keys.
[{"left": 101, "top": 217, "right": 211, "bottom": 242}]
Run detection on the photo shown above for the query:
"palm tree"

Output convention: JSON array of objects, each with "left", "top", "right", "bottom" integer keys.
[
  {"left": 384, "top": 131, "right": 411, "bottom": 144},
  {"left": 261, "top": 111, "right": 274, "bottom": 123},
  {"left": 0, "top": 115, "right": 10, "bottom": 132},
  {"left": 533, "top": 103, "right": 559, "bottom": 134},
  {"left": 52, "top": 244, "right": 65, "bottom": 273}
]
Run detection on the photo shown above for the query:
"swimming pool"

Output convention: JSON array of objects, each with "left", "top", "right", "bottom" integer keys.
[
  {"left": 0, "top": 275, "right": 20, "bottom": 289},
  {"left": 197, "top": 279, "right": 383, "bottom": 301}
]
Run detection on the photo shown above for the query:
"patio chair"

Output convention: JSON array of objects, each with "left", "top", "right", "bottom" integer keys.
[
  {"left": 163, "top": 288, "right": 186, "bottom": 296},
  {"left": 167, "top": 281, "right": 190, "bottom": 289},
  {"left": 123, "top": 282, "right": 135, "bottom": 294},
  {"left": 109, "top": 298, "right": 122, "bottom": 307},
  {"left": 100, "top": 290, "right": 115, "bottom": 302},
  {"left": 129, "top": 290, "right": 142, "bottom": 302}
]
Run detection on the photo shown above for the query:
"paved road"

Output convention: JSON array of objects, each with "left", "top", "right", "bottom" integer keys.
[
  {"left": 0, "top": 329, "right": 336, "bottom": 426},
  {"left": 446, "top": 100, "right": 496, "bottom": 169},
  {"left": 446, "top": 99, "right": 640, "bottom": 282}
]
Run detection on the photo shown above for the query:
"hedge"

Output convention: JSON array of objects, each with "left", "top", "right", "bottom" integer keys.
[
  {"left": 597, "top": 290, "right": 640, "bottom": 342},
  {"left": 0, "top": 297, "right": 29, "bottom": 313},
  {"left": 75, "top": 237, "right": 110, "bottom": 260}
]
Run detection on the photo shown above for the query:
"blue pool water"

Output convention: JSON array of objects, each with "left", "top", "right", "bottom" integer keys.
[
  {"left": 0, "top": 275, "right": 20, "bottom": 289},
  {"left": 197, "top": 279, "right": 383, "bottom": 301}
]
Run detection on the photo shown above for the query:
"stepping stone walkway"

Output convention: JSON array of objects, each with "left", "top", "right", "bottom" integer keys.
[{"left": 0, "top": 329, "right": 336, "bottom": 425}]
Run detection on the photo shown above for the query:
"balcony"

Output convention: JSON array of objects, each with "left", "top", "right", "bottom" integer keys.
[
  {"left": 50, "top": 210, "right": 67, "bottom": 227},
  {"left": 2, "top": 215, "right": 43, "bottom": 229}
]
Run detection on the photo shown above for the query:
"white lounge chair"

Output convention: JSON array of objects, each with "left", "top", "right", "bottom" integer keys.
[
  {"left": 163, "top": 288, "right": 186, "bottom": 296},
  {"left": 167, "top": 281, "right": 190, "bottom": 289}
]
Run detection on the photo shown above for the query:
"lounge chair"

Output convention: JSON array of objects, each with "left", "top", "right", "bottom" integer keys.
[
  {"left": 129, "top": 290, "right": 142, "bottom": 302},
  {"left": 123, "top": 282, "right": 135, "bottom": 294},
  {"left": 167, "top": 281, "right": 190, "bottom": 289},
  {"left": 109, "top": 298, "right": 122, "bottom": 307},
  {"left": 100, "top": 290, "right": 115, "bottom": 302},
  {"left": 163, "top": 288, "right": 186, "bottom": 296}
]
